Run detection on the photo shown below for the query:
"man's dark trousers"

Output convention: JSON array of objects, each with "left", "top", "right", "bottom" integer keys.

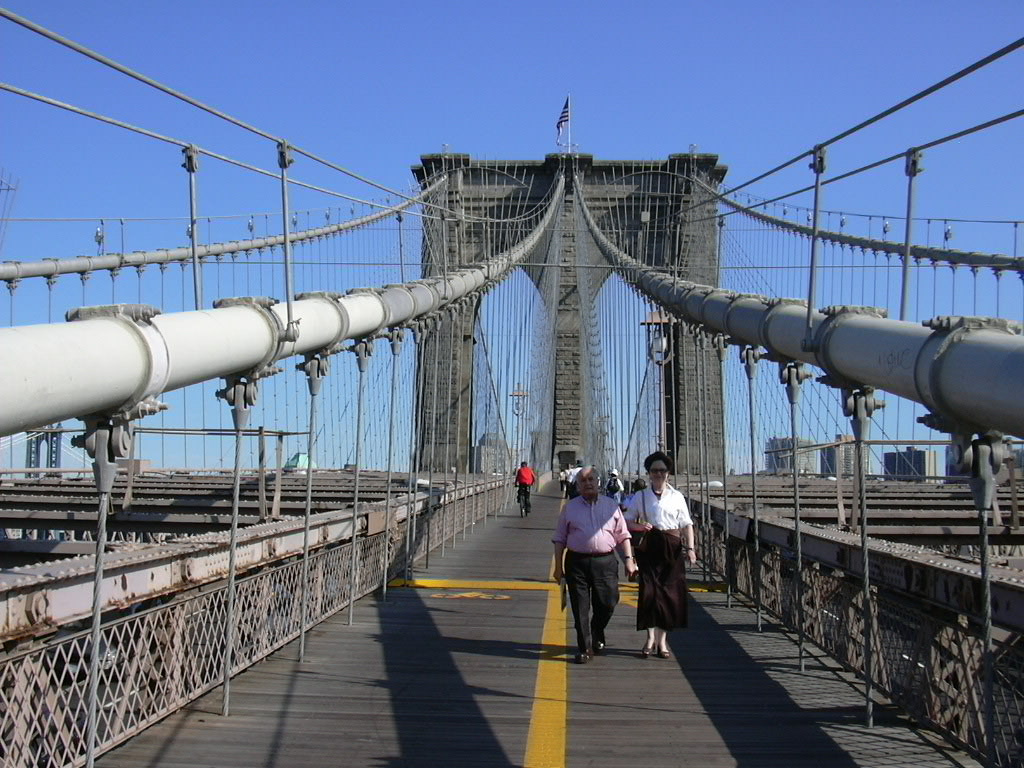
[{"left": 565, "top": 551, "right": 619, "bottom": 653}]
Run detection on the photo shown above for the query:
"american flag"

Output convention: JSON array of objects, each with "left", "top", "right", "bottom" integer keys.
[{"left": 556, "top": 97, "right": 570, "bottom": 141}]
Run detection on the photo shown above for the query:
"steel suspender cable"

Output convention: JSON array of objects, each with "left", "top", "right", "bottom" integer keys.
[
  {"left": 347, "top": 342, "right": 370, "bottom": 626},
  {"left": 298, "top": 360, "right": 322, "bottom": 661},
  {"left": 83, "top": 464, "right": 112, "bottom": 768},
  {"left": 221, "top": 397, "right": 247, "bottom": 717}
]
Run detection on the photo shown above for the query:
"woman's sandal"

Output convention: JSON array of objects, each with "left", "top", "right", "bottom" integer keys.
[
  {"left": 656, "top": 649, "right": 672, "bottom": 659},
  {"left": 639, "top": 646, "right": 652, "bottom": 659}
]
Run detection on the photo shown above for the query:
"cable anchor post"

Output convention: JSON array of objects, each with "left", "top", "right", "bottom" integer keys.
[
  {"left": 70, "top": 413, "right": 134, "bottom": 768},
  {"left": 381, "top": 327, "right": 407, "bottom": 599},
  {"left": 780, "top": 360, "right": 813, "bottom": 409},
  {"left": 841, "top": 384, "right": 884, "bottom": 532},
  {"left": 740, "top": 344, "right": 763, "bottom": 631},
  {"left": 712, "top": 334, "right": 732, "bottom": 602},
  {"left": 216, "top": 374, "right": 258, "bottom": 433},
  {"left": 711, "top": 333, "right": 728, "bottom": 365},
  {"left": 780, "top": 359, "right": 812, "bottom": 670},
  {"left": 71, "top": 416, "right": 132, "bottom": 506},
  {"left": 299, "top": 353, "right": 329, "bottom": 398},
  {"left": 842, "top": 386, "right": 884, "bottom": 443},
  {"left": 840, "top": 384, "right": 884, "bottom": 729},
  {"left": 214, "top": 370, "right": 262, "bottom": 715},
  {"left": 346, "top": 338, "right": 373, "bottom": 625},
  {"left": 349, "top": 339, "right": 372, "bottom": 374},
  {"left": 950, "top": 429, "right": 1001, "bottom": 762},
  {"left": 741, "top": 344, "right": 760, "bottom": 382},
  {"left": 388, "top": 327, "right": 406, "bottom": 358},
  {"left": 949, "top": 430, "right": 1003, "bottom": 513},
  {"left": 296, "top": 350, "right": 330, "bottom": 661}
]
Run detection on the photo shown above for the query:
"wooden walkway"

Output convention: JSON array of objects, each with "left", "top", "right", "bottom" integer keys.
[{"left": 98, "top": 486, "right": 981, "bottom": 768}]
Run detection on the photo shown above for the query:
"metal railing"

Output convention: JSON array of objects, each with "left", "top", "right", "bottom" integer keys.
[
  {"left": 705, "top": 513, "right": 1024, "bottom": 768},
  {"left": 0, "top": 481, "right": 507, "bottom": 768}
]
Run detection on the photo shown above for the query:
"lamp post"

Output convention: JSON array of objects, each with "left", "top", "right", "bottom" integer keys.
[
  {"left": 510, "top": 383, "right": 529, "bottom": 469},
  {"left": 642, "top": 312, "right": 673, "bottom": 454}
]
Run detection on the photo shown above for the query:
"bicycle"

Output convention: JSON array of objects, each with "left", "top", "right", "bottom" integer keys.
[{"left": 516, "top": 484, "right": 531, "bottom": 517}]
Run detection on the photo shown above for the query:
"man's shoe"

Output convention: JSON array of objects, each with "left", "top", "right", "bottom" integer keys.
[
  {"left": 574, "top": 650, "right": 593, "bottom": 664},
  {"left": 593, "top": 641, "right": 606, "bottom": 655}
]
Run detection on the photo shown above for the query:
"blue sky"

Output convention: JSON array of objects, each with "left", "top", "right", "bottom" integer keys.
[
  {"left": 3, "top": 0, "right": 1021, "bottom": 243},
  {"left": 1, "top": 2, "right": 1022, "bottom": 472}
]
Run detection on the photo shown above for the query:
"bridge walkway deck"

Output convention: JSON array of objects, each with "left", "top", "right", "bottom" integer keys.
[{"left": 97, "top": 485, "right": 980, "bottom": 768}]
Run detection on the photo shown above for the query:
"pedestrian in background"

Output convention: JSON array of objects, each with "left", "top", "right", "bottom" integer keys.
[
  {"left": 622, "top": 477, "right": 647, "bottom": 509},
  {"left": 604, "top": 469, "right": 624, "bottom": 505},
  {"left": 565, "top": 460, "right": 583, "bottom": 499}
]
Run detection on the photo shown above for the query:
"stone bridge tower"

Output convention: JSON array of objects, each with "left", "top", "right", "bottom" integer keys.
[{"left": 412, "top": 152, "right": 727, "bottom": 477}]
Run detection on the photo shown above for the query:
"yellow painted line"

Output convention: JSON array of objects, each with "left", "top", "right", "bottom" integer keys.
[
  {"left": 690, "top": 582, "right": 727, "bottom": 593},
  {"left": 428, "top": 591, "right": 511, "bottom": 600},
  {"left": 390, "top": 577, "right": 561, "bottom": 592},
  {"left": 523, "top": 582, "right": 568, "bottom": 768},
  {"left": 391, "top": 577, "right": 725, "bottom": 592},
  {"left": 390, "top": 577, "right": 726, "bottom": 594},
  {"left": 397, "top": 578, "right": 736, "bottom": 596}
]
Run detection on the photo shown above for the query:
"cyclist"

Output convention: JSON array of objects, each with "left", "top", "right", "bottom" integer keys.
[{"left": 514, "top": 461, "right": 537, "bottom": 516}]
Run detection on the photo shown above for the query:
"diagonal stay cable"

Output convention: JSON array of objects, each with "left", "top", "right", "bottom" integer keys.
[
  {"left": 702, "top": 35, "right": 1024, "bottom": 203},
  {"left": 3, "top": 74, "right": 560, "bottom": 232},
  {"left": 707, "top": 108, "right": 1024, "bottom": 222},
  {"left": 4, "top": 7, "right": 564, "bottom": 229},
  {"left": 474, "top": 316, "right": 516, "bottom": 468},
  {"left": 618, "top": 358, "right": 653, "bottom": 476},
  {"left": 0, "top": 8, "right": 442, "bottom": 210},
  {"left": 0, "top": 82, "right": 440, "bottom": 218},
  {"left": 0, "top": 7, "right": 273, "bottom": 138}
]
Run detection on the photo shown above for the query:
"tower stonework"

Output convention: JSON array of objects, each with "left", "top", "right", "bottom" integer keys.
[
  {"left": 411, "top": 153, "right": 727, "bottom": 476},
  {"left": 552, "top": 177, "right": 583, "bottom": 469}
]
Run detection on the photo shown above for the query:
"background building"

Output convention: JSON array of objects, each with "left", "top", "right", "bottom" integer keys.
[
  {"left": 820, "top": 434, "right": 856, "bottom": 477},
  {"left": 884, "top": 447, "right": 939, "bottom": 480},
  {"left": 472, "top": 432, "right": 509, "bottom": 474},
  {"left": 765, "top": 436, "right": 817, "bottom": 474}
]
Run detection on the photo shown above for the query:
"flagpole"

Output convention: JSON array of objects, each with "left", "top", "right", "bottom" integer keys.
[
  {"left": 555, "top": 94, "right": 571, "bottom": 154},
  {"left": 567, "top": 93, "right": 572, "bottom": 154}
]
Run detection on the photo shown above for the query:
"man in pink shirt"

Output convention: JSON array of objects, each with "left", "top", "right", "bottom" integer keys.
[{"left": 552, "top": 466, "right": 638, "bottom": 663}]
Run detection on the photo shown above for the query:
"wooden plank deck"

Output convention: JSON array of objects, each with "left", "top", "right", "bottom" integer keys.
[{"left": 97, "top": 485, "right": 981, "bottom": 768}]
